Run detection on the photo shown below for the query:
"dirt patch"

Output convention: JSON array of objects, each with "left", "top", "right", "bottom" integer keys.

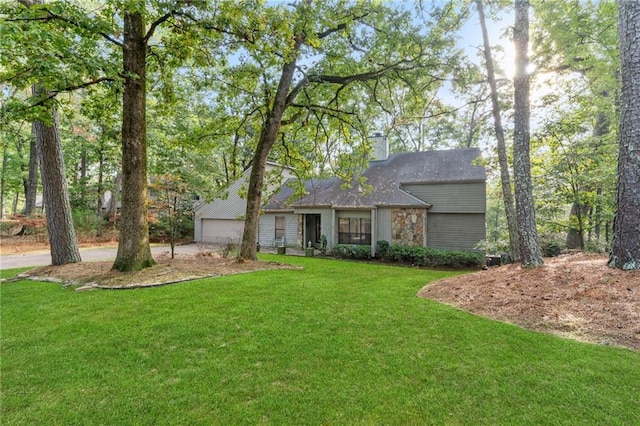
[
  {"left": 19, "top": 251, "right": 301, "bottom": 289},
  {"left": 1, "top": 234, "right": 119, "bottom": 255},
  {"left": 418, "top": 252, "right": 640, "bottom": 351}
]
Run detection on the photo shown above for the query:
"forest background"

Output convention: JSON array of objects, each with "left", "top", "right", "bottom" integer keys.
[{"left": 0, "top": 0, "right": 624, "bottom": 269}]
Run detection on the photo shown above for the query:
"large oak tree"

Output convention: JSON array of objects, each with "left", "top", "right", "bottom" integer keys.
[
  {"left": 193, "top": 1, "right": 463, "bottom": 261},
  {"left": 1, "top": 0, "right": 213, "bottom": 271}
]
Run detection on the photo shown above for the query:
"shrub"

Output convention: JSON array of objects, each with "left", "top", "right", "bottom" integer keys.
[
  {"left": 320, "top": 234, "right": 328, "bottom": 255},
  {"left": 218, "top": 239, "right": 238, "bottom": 258},
  {"left": 541, "top": 240, "right": 563, "bottom": 257},
  {"left": 538, "top": 233, "right": 565, "bottom": 257},
  {"left": 377, "top": 242, "right": 484, "bottom": 269},
  {"left": 0, "top": 221, "right": 13, "bottom": 236},
  {"left": 376, "top": 240, "right": 390, "bottom": 259},
  {"left": 585, "top": 239, "right": 609, "bottom": 254},
  {"left": 149, "top": 209, "right": 193, "bottom": 242},
  {"left": 333, "top": 244, "right": 372, "bottom": 259},
  {"left": 475, "top": 238, "right": 510, "bottom": 255},
  {"left": 72, "top": 210, "right": 105, "bottom": 238}
]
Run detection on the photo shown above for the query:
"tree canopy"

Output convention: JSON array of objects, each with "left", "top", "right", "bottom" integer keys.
[{"left": 0, "top": 0, "right": 634, "bottom": 271}]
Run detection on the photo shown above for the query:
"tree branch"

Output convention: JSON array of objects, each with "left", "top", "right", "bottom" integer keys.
[
  {"left": 30, "top": 77, "right": 114, "bottom": 107},
  {"left": 40, "top": 7, "right": 124, "bottom": 47},
  {"left": 290, "top": 102, "right": 356, "bottom": 116},
  {"left": 316, "top": 22, "right": 347, "bottom": 39},
  {"left": 144, "top": 12, "right": 174, "bottom": 43},
  {"left": 315, "top": 10, "right": 370, "bottom": 39},
  {"left": 285, "top": 58, "right": 422, "bottom": 107},
  {"left": 51, "top": 76, "right": 114, "bottom": 94}
]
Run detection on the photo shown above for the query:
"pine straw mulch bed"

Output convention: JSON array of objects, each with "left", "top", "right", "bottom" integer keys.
[
  {"left": 18, "top": 251, "right": 301, "bottom": 290},
  {"left": 418, "top": 252, "right": 640, "bottom": 351}
]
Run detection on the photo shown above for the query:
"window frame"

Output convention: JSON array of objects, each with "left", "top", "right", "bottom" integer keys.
[
  {"left": 275, "top": 216, "right": 285, "bottom": 240},
  {"left": 338, "top": 217, "right": 371, "bottom": 245}
]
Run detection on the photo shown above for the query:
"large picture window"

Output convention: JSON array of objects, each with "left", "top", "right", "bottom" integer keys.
[
  {"left": 338, "top": 217, "right": 371, "bottom": 245},
  {"left": 275, "top": 216, "right": 285, "bottom": 239}
]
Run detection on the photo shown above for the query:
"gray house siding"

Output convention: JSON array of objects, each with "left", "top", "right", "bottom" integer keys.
[
  {"left": 402, "top": 182, "right": 485, "bottom": 213},
  {"left": 427, "top": 213, "right": 485, "bottom": 251},
  {"left": 320, "top": 209, "right": 333, "bottom": 247},
  {"left": 194, "top": 216, "right": 203, "bottom": 242},
  {"left": 376, "top": 208, "right": 392, "bottom": 243},
  {"left": 258, "top": 213, "right": 298, "bottom": 248}
]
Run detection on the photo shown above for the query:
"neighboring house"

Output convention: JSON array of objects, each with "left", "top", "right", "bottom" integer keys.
[
  {"left": 194, "top": 162, "right": 294, "bottom": 243},
  {"left": 259, "top": 138, "right": 486, "bottom": 255}
]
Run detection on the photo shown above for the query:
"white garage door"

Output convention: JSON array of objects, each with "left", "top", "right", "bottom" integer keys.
[{"left": 201, "top": 219, "right": 245, "bottom": 243}]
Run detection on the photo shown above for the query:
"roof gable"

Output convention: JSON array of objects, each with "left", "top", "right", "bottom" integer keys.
[{"left": 196, "top": 162, "right": 294, "bottom": 219}]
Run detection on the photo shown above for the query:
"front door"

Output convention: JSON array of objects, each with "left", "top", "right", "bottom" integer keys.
[{"left": 304, "top": 214, "right": 321, "bottom": 248}]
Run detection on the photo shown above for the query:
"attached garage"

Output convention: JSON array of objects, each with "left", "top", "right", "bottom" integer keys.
[
  {"left": 193, "top": 163, "right": 295, "bottom": 244},
  {"left": 200, "top": 219, "right": 245, "bottom": 243}
]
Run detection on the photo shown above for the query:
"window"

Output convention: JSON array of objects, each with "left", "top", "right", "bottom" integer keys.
[
  {"left": 338, "top": 217, "right": 371, "bottom": 245},
  {"left": 275, "top": 216, "right": 285, "bottom": 239}
]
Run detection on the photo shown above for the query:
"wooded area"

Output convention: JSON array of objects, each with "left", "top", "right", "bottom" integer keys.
[{"left": 1, "top": 0, "right": 638, "bottom": 271}]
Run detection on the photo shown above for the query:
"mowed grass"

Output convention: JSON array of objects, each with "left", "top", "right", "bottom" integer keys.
[{"left": 1, "top": 256, "right": 639, "bottom": 425}]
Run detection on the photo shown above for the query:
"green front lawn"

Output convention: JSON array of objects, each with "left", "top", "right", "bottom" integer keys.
[{"left": 1, "top": 256, "right": 638, "bottom": 425}]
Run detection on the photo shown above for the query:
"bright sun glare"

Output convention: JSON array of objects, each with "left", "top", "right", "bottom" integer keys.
[{"left": 499, "top": 42, "right": 537, "bottom": 80}]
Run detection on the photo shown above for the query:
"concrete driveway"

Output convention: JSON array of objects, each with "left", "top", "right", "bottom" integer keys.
[{"left": 1, "top": 243, "right": 204, "bottom": 269}]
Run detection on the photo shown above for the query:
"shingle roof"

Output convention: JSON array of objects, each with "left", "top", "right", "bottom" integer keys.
[{"left": 263, "top": 148, "right": 485, "bottom": 211}]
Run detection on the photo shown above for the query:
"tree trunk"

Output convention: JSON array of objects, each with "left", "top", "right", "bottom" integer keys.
[
  {"left": 96, "top": 143, "right": 104, "bottom": 216},
  {"left": 32, "top": 85, "right": 81, "bottom": 265},
  {"left": 15, "top": 137, "right": 29, "bottom": 213},
  {"left": 112, "top": 11, "right": 154, "bottom": 272},
  {"left": 592, "top": 110, "right": 608, "bottom": 243},
  {"left": 108, "top": 173, "right": 121, "bottom": 224},
  {"left": 95, "top": 143, "right": 105, "bottom": 236},
  {"left": 594, "top": 187, "right": 602, "bottom": 241},
  {"left": 566, "top": 202, "right": 586, "bottom": 250},
  {"left": 476, "top": 0, "right": 521, "bottom": 261},
  {"left": 80, "top": 149, "right": 87, "bottom": 179},
  {"left": 609, "top": 0, "right": 640, "bottom": 270},
  {"left": 0, "top": 141, "right": 7, "bottom": 220},
  {"left": 13, "top": 130, "right": 38, "bottom": 234},
  {"left": 239, "top": 54, "right": 300, "bottom": 261},
  {"left": 12, "top": 192, "right": 19, "bottom": 215},
  {"left": 513, "top": 0, "right": 543, "bottom": 267},
  {"left": 25, "top": 126, "right": 39, "bottom": 215}
]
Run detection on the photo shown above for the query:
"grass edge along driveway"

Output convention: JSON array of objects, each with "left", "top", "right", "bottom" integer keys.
[{"left": 1, "top": 256, "right": 639, "bottom": 425}]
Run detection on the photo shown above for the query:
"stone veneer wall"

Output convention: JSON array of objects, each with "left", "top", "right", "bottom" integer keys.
[{"left": 391, "top": 208, "right": 425, "bottom": 246}]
